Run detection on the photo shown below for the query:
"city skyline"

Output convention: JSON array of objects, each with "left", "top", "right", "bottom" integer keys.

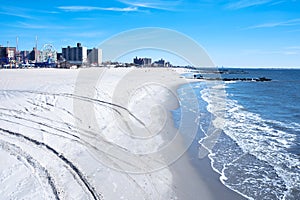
[{"left": 1, "top": 0, "right": 300, "bottom": 68}]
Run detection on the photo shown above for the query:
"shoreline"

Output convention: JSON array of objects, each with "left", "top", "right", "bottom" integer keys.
[{"left": 164, "top": 71, "right": 245, "bottom": 200}]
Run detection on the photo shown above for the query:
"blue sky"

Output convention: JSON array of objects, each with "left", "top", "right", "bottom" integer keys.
[{"left": 1, "top": 0, "right": 300, "bottom": 67}]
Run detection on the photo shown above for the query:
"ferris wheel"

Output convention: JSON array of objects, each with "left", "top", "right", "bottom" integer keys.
[{"left": 40, "top": 44, "right": 57, "bottom": 62}]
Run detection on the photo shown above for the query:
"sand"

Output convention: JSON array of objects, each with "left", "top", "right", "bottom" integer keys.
[{"left": 0, "top": 67, "right": 244, "bottom": 199}]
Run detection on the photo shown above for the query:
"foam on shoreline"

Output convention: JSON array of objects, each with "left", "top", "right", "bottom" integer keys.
[{"left": 170, "top": 79, "right": 246, "bottom": 200}]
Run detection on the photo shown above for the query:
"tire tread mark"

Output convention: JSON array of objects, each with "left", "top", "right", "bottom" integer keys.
[
  {"left": 0, "top": 141, "right": 60, "bottom": 200},
  {"left": 0, "top": 128, "right": 103, "bottom": 200}
]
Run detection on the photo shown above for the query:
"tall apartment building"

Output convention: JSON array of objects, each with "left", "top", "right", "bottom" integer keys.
[
  {"left": 87, "top": 48, "right": 102, "bottom": 66},
  {"left": 153, "top": 58, "right": 166, "bottom": 67},
  {"left": 133, "top": 57, "right": 152, "bottom": 66},
  {"left": 62, "top": 43, "right": 87, "bottom": 66}
]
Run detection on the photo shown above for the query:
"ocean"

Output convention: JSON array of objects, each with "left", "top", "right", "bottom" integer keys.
[{"left": 176, "top": 69, "right": 300, "bottom": 199}]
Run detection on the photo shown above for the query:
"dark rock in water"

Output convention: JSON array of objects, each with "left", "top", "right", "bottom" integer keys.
[
  {"left": 257, "top": 77, "right": 272, "bottom": 81},
  {"left": 193, "top": 73, "right": 203, "bottom": 79},
  {"left": 217, "top": 77, "right": 272, "bottom": 82},
  {"left": 186, "top": 74, "right": 272, "bottom": 82}
]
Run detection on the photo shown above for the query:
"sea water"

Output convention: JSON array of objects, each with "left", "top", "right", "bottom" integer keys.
[{"left": 176, "top": 69, "right": 300, "bottom": 200}]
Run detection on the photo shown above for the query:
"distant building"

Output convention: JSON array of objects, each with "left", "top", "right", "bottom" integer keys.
[
  {"left": 0, "top": 46, "right": 17, "bottom": 67},
  {"left": 0, "top": 46, "right": 16, "bottom": 62},
  {"left": 133, "top": 57, "right": 152, "bottom": 66},
  {"left": 133, "top": 57, "right": 143, "bottom": 65},
  {"left": 143, "top": 58, "right": 152, "bottom": 66},
  {"left": 57, "top": 53, "right": 63, "bottom": 61},
  {"left": 153, "top": 58, "right": 165, "bottom": 67},
  {"left": 28, "top": 48, "right": 40, "bottom": 62},
  {"left": 165, "top": 61, "right": 172, "bottom": 67},
  {"left": 20, "top": 50, "right": 31, "bottom": 63},
  {"left": 87, "top": 48, "right": 102, "bottom": 66},
  {"left": 62, "top": 43, "right": 87, "bottom": 66}
]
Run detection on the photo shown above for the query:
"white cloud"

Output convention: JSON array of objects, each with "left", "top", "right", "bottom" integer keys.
[
  {"left": 58, "top": 6, "right": 138, "bottom": 12},
  {"left": 286, "top": 46, "right": 300, "bottom": 50},
  {"left": 284, "top": 46, "right": 300, "bottom": 55},
  {"left": 286, "top": 29, "right": 300, "bottom": 33},
  {"left": 13, "top": 22, "right": 47, "bottom": 29},
  {"left": 226, "top": 0, "right": 274, "bottom": 9},
  {"left": 269, "top": 0, "right": 285, "bottom": 6},
  {"left": 9, "top": 22, "right": 69, "bottom": 30},
  {"left": 0, "top": 11, "right": 32, "bottom": 19},
  {"left": 117, "top": 0, "right": 181, "bottom": 11},
  {"left": 0, "top": 6, "right": 58, "bottom": 19},
  {"left": 74, "top": 17, "right": 97, "bottom": 21},
  {"left": 68, "top": 31, "right": 105, "bottom": 38},
  {"left": 245, "top": 18, "right": 300, "bottom": 29},
  {"left": 243, "top": 49, "right": 300, "bottom": 55}
]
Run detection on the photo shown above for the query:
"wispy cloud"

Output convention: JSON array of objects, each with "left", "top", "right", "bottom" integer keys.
[
  {"left": 0, "top": 6, "right": 58, "bottom": 19},
  {"left": 68, "top": 31, "right": 105, "bottom": 38},
  {"left": 243, "top": 48, "right": 300, "bottom": 55},
  {"left": 269, "top": 0, "right": 285, "bottom": 6},
  {"left": 226, "top": 0, "right": 275, "bottom": 9},
  {"left": 9, "top": 22, "right": 69, "bottom": 30},
  {"left": 74, "top": 17, "right": 97, "bottom": 21},
  {"left": 37, "top": 10, "right": 60, "bottom": 14},
  {"left": 245, "top": 18, "right": 300, "bottom": 29},
  {"left": 0, "top": 11, "right": 32, "bottom": 19},
  {"left": 13, "top": 22, "right": 47, "bottom": 29},
  {"left": 0, "top": 6, "right": 33, "bottom": 19},
  {"left": 286, "top": 29, "right": 300, "bottom": 33},
  {"left": 58, "top": 6, "right": 138, "bottom": 12},
  {"left": 285, "top": 46, "right": 300, "bottom": 50},
  {"left": 117, "top": 0, "right": 181, "bottom": 11}
]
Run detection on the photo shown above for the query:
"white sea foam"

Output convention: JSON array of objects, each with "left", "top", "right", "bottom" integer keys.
[
  {"left": 225, "top": 99, "right": 300, "bottom": 199},
  {"left": 198, "top": 82, "right": 300, "bottom": 199}
]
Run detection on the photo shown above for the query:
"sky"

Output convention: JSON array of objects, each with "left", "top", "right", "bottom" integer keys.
[{"left": 0, "top": 0, "right": 300, "bottom": 67}]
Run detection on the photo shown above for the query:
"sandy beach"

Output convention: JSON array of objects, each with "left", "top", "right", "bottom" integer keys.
[{"left": 0, "top": 67, "right": 244, "bottom": 199}]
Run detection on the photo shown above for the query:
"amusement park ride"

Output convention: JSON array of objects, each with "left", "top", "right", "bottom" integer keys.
[
  {"left": 34, "top": 44, "right": 57, "bottom": 67},
  {"left": 2, "top": 37, "right": 58, "bottom": 68}
]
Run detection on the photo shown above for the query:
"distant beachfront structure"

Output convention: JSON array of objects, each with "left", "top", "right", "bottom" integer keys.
[
  {"left": 133, "top": 57, "right": 172, "bottom": 68},
  {"left": 1, "top": 44, "right": 54, "bottom": 67},
  {"left": 0, "top": 46, "right": 16, "bottom": 66},
  {"left": 133, "top": 57, "right": 152, "bottom": 67},
  {"left": 88, "top": 48, "right": 102, "bottom": 66},
  {"left": 62, "top": 43, "right": 102, "bottom": 67},
  {"left": 153, "top": 58, "right": 165, "bottom": 67},
  {"left": 20, "top": 49, "right": 37, "bottom": 62},
  {"left": 62, "top": 43, "right": 88, "bottom": 66},
  {"left": 152, "top": 58, "right": 172, "bottom": 67},
  {"left": 0, "top": 39, "right": 103, "bottom": 68},
  {"left": 39, "top": 44, "right": 57, "bottom": 63}
]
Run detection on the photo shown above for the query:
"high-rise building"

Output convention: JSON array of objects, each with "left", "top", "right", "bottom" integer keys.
[
  {"left": 153, "top": 58, "right": 165, "bottom": 67},
  {"left": 133, "top": 57, "right": 152, "bottom": 66},
  {"left": 62, "top": 43, "right": 87, "bottom": 66},
  {"left": 87, "top": 48, "right": 102, "bottom": 66},
  {"left": 133, "top": 57, "right": 143, "bottom": 65},
  {"left": 143, "top": 58, "right": 152, "bottom": 66}
]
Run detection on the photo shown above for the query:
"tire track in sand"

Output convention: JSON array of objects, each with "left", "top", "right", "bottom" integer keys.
[{"left": 0, "top": 127, "right": 103, "bottom": 200}]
